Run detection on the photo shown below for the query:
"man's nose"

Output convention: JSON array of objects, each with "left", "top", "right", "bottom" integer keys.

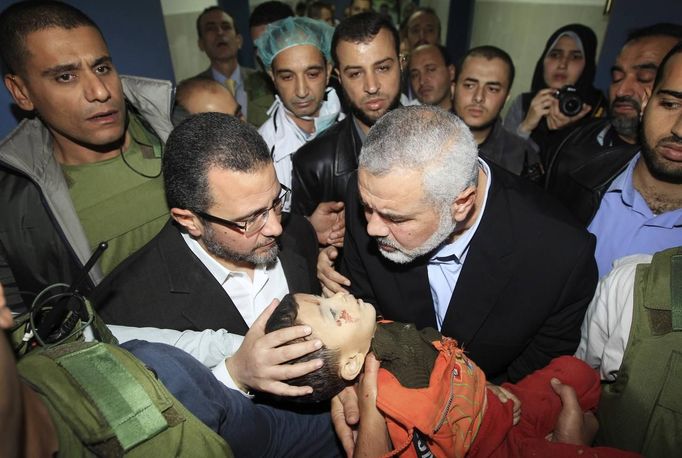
[
  {"left": 473, "top": 86, "right": 484, "bottom": 103},
  {"left": 261, "top": 208, "right": 283, "bottom": 238},
  {"left": 364, "top": 71, "right": 379, "bottom": 95},
  {"left": 295, "top": 76, "right": 309, "bottom": 99},
  {"left": 83, "top": 70, "right": 111, "bottom": 103},
  {"left": 365, "top": 211, "right": 388, "bottom": 237}
]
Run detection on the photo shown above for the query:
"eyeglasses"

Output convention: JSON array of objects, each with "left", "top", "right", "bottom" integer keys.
[{"left": 195, "top": 184, "right": 290, "bottom": 236}]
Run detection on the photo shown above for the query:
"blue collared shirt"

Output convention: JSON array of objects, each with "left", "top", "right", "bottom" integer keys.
[
  {"left": 211, "top": 65, "right": 248, "bottom": 119},
  {"left": 427, "top": 160, "right": 492, "bottom": 330},
  {"left": 588, "top": 153, "right": 682, "bottom": 277}
]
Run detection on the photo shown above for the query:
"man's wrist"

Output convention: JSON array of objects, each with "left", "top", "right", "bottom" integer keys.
[{"left": 224, "top": 357, "right": 250, "bottom": 394}]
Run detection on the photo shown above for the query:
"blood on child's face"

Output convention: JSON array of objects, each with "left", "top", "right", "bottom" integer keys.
[{"left": 294, "top": 293, "right": 376, "bottom": 356}]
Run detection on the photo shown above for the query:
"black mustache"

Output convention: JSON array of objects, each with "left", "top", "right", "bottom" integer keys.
[
  {"left": 611, "top": 96, "right": 641, "bottom": 110},
  {"left": 657, "top": 134, "right": 682, "bottom": 146}
]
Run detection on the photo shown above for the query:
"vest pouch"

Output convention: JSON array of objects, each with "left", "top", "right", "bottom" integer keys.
[
  {"left": 18, "top": 342, "right": 231, "bottom": 457},
  {"left": 640, "top": 350, "right": 682, "bottom": 456}
]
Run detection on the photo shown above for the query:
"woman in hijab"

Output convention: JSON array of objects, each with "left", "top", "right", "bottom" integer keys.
[{"left": 504, "top": 24, "right": 607, "bottom": 164}]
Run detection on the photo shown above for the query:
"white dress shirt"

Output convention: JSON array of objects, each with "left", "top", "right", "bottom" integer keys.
[
  {"left": 575, "top": 253, "right": 651, "bottom": 381},
  {"left": 180, "top": 232, "right": 289, "bottom": 391}
]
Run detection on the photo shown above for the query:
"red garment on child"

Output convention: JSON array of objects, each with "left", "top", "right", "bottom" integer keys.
[{"left": 377, "top": 332, "right": 641, "bottom": 458}]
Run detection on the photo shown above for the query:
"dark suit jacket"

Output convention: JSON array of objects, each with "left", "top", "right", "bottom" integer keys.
[
  {"left": 93, "top": 214, "right": 320, "bottom": 334},
  {"left": 340, "top": 165, "right": 598, "bottom": 383},
  {"left": 193, "top": 66, "right": 274, "bottom": 128}
]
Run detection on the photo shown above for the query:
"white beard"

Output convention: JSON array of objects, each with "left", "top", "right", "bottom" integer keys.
[{"left": 376, "top": 208, "right": 455, "bottom": 264}]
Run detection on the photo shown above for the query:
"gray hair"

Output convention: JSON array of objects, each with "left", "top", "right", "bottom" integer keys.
[{"left": 359, "top": 105, "right": 479, "bottom": 206}]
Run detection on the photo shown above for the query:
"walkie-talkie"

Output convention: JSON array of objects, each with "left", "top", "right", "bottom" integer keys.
[{"left": 35, "top": 242, "right": 108, "bottom": 343}]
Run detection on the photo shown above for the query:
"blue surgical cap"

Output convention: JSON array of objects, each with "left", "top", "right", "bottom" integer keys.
[{"left": 254, "top": 17, "right": 334, "bottom": 70}]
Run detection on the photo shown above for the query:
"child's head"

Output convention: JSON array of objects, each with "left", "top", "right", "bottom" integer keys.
[{"left": 265, "top": 292, "right": 377, "bottom": 402}]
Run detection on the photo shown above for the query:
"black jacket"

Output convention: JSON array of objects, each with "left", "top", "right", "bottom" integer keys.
[
  {"left": 94, "top": 214, "right": 320, "bottom": 333},
  {"left": 544, "top": 118, "right": 632, "bottom": 192},
  {"left": 550, "top": 143, "right": 639, "bottom": 225},
  {"left": 340, "top": 165, "right": 597, "bottom": 383},
  {"left": 291, "top": 116, "right": 362, "bottom": 216}
]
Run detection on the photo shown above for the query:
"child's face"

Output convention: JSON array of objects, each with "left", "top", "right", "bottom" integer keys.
[{"left": 294, "top": 292, "right": 377, "bottom": 364}]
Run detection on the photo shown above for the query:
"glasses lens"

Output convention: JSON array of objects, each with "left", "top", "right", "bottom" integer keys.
[{"left": 244, "top": 210, "right": 269, "bottom": 236}]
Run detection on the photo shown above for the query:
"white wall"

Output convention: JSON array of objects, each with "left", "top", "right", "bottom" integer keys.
[
  {"left": 470, "top": 0, "right": 609, "bottom": 117},
  {"left": 160, "top": 0, "right": 217, "bottom": 82}
]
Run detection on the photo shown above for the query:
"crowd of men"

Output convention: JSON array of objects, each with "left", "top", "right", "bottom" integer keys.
[{"left": 0, "top": 1, "right": 680, "bottom": 457}]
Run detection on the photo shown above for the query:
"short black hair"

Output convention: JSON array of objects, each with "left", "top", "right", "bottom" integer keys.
[
  {"left": 0, "top": 0, "right": 102, "bottom": 76},
  {"left": 458, "top": 45, "right": 516, "bottom": 90},
  {"left": 196, "top": 6, "right": 237, "bottom": 38},
  {"left": 264, "top": 294, "right": 348, "bottom": 403},
  {"left": 163, "top": 112, "right": 271, "bottom": 212},
  {"left": 249, "top": 1, "right": 294, "bottom": 28},
  {"left": 652, "top": 41, "right": 682, "bottom": 91},
  {"left": 625, "top": 23, "right": 682, "bottom": 45},
  {"left": 332, "top": 12, "right": 399, "bottom": 68},
  {"left": 410, "top": 44, "right": 453, "bottom": 67}
]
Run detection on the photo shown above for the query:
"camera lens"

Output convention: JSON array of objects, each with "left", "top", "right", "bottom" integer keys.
[
  {"left": 555, "top": 85, "right": 583, "bottom": 117},
  {"left": 561, "top": 96, "right": 582, "bottom": 116}
]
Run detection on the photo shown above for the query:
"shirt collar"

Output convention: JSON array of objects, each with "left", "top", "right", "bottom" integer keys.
[
  {"left": 181, "top": 231, "right": 274, "bottom": 285},
  {"left": 429, "top": 158, "right": 492, "bottom": 265},
  {"left": 605, "top": 153, "right": 640, "bottom": 207},
  {"left": 211, "top": 65, "right": 243, "bottom": 88},
  {"left": 352, "top": 116, "right": 367, "bottom": 144}
]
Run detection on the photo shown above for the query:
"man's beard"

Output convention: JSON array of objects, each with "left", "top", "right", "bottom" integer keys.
[
  {"left": 640, "top": 126, "right": 682, "bottom": 185},
  {"left": 347, "top": 90, "right": 401, "bottom": 129},
  {"left": 465, "top": 113, "right": 497, "bottom": 134},
  {"left": 609, "top": 96, "right": 641, "bottom": 141},
  {"left": 202, "top": 223, "right": 279, "bottom": 267},
  {"left": 375, "top": 207, "right": 456, "bottom": 264}
]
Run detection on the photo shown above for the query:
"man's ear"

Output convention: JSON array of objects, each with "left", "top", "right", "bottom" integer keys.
[
  {"left": 448, "top": 64, "right": 456, "bottom": 83},
  {"left": 197, "top": 37, "right": 206, "bottom": 52},
  {"left": 340, "top": 352, "right": 364, "bottom": 381},
  {"left": 325, "top": 62, "right": 333, "bottom": 85},
  {"left": 267, "top": 68, "right": 275, "bottom": 84},
  {"left": 171, "top": 208, "right": 204, "bottom": 238},
  {"left": 236, "top": 33, "right": 243, "bottom": 50},
  {"left": 451, "top": 186, "right": 477, "bottom": 223},
  {"left": 4, "top": 75, "right": 35, "bottom": 112},
  {"left": 640, "top": 88, "right": 652, "bottom": 117}
]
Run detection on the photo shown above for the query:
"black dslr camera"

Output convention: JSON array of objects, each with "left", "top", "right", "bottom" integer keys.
[{"left": 554, "top": 85, "right": 583, "bottom": 117}]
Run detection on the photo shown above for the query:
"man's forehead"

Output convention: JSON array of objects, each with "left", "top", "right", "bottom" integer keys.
[
  {"left": 657, "top": 53, "right": 682, "bottom": 89},
  {"left": 358, "top": 167, "right": 425, "bottom": 206},
  {"left": 337, "top": 29, "right": 397, "bottom": 64},
  {"left": 408, "top": 12, "right": 438, "bottom": 27},
  {"left": 618, "top": 36, "right": 679, "bottom": 67},
  {"left": 201, "top": 10, "right": 233, "bottom": 27},
  {"left": 273, "top": 45, "right": 326, "bottom": 69},
  {"left": 461, "top": 56, "right": 509, "bottom": 83},
  {"left": 410, "top": 47, "right": 445, "bottom": 68},
  {"left": 23, "top": 26, "right": 109, "bottom": 70}
]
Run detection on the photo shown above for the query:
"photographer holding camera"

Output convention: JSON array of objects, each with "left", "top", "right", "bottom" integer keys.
[{"left": 505, "top": 24, "right": 607, "bottom": 165}]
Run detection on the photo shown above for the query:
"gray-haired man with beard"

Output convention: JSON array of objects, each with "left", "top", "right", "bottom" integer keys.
[
  {"left": 94, "top": 113, "right": 326, "bottom": 399},
  {"left": 337, "top": 105, "right": 597, "bottom": 384},
  {"left": 327, "top": 105, "right": 597, "bottom": 453}
]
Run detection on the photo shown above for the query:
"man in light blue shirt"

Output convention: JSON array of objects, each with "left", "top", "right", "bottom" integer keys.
[{"left": 588, "top": 43, "right": 682, "bottom": 277}]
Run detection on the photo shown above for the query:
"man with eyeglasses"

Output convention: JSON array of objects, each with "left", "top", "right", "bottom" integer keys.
[{"left": 93, "top": 113, "right": 327, "bottom": 403}]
